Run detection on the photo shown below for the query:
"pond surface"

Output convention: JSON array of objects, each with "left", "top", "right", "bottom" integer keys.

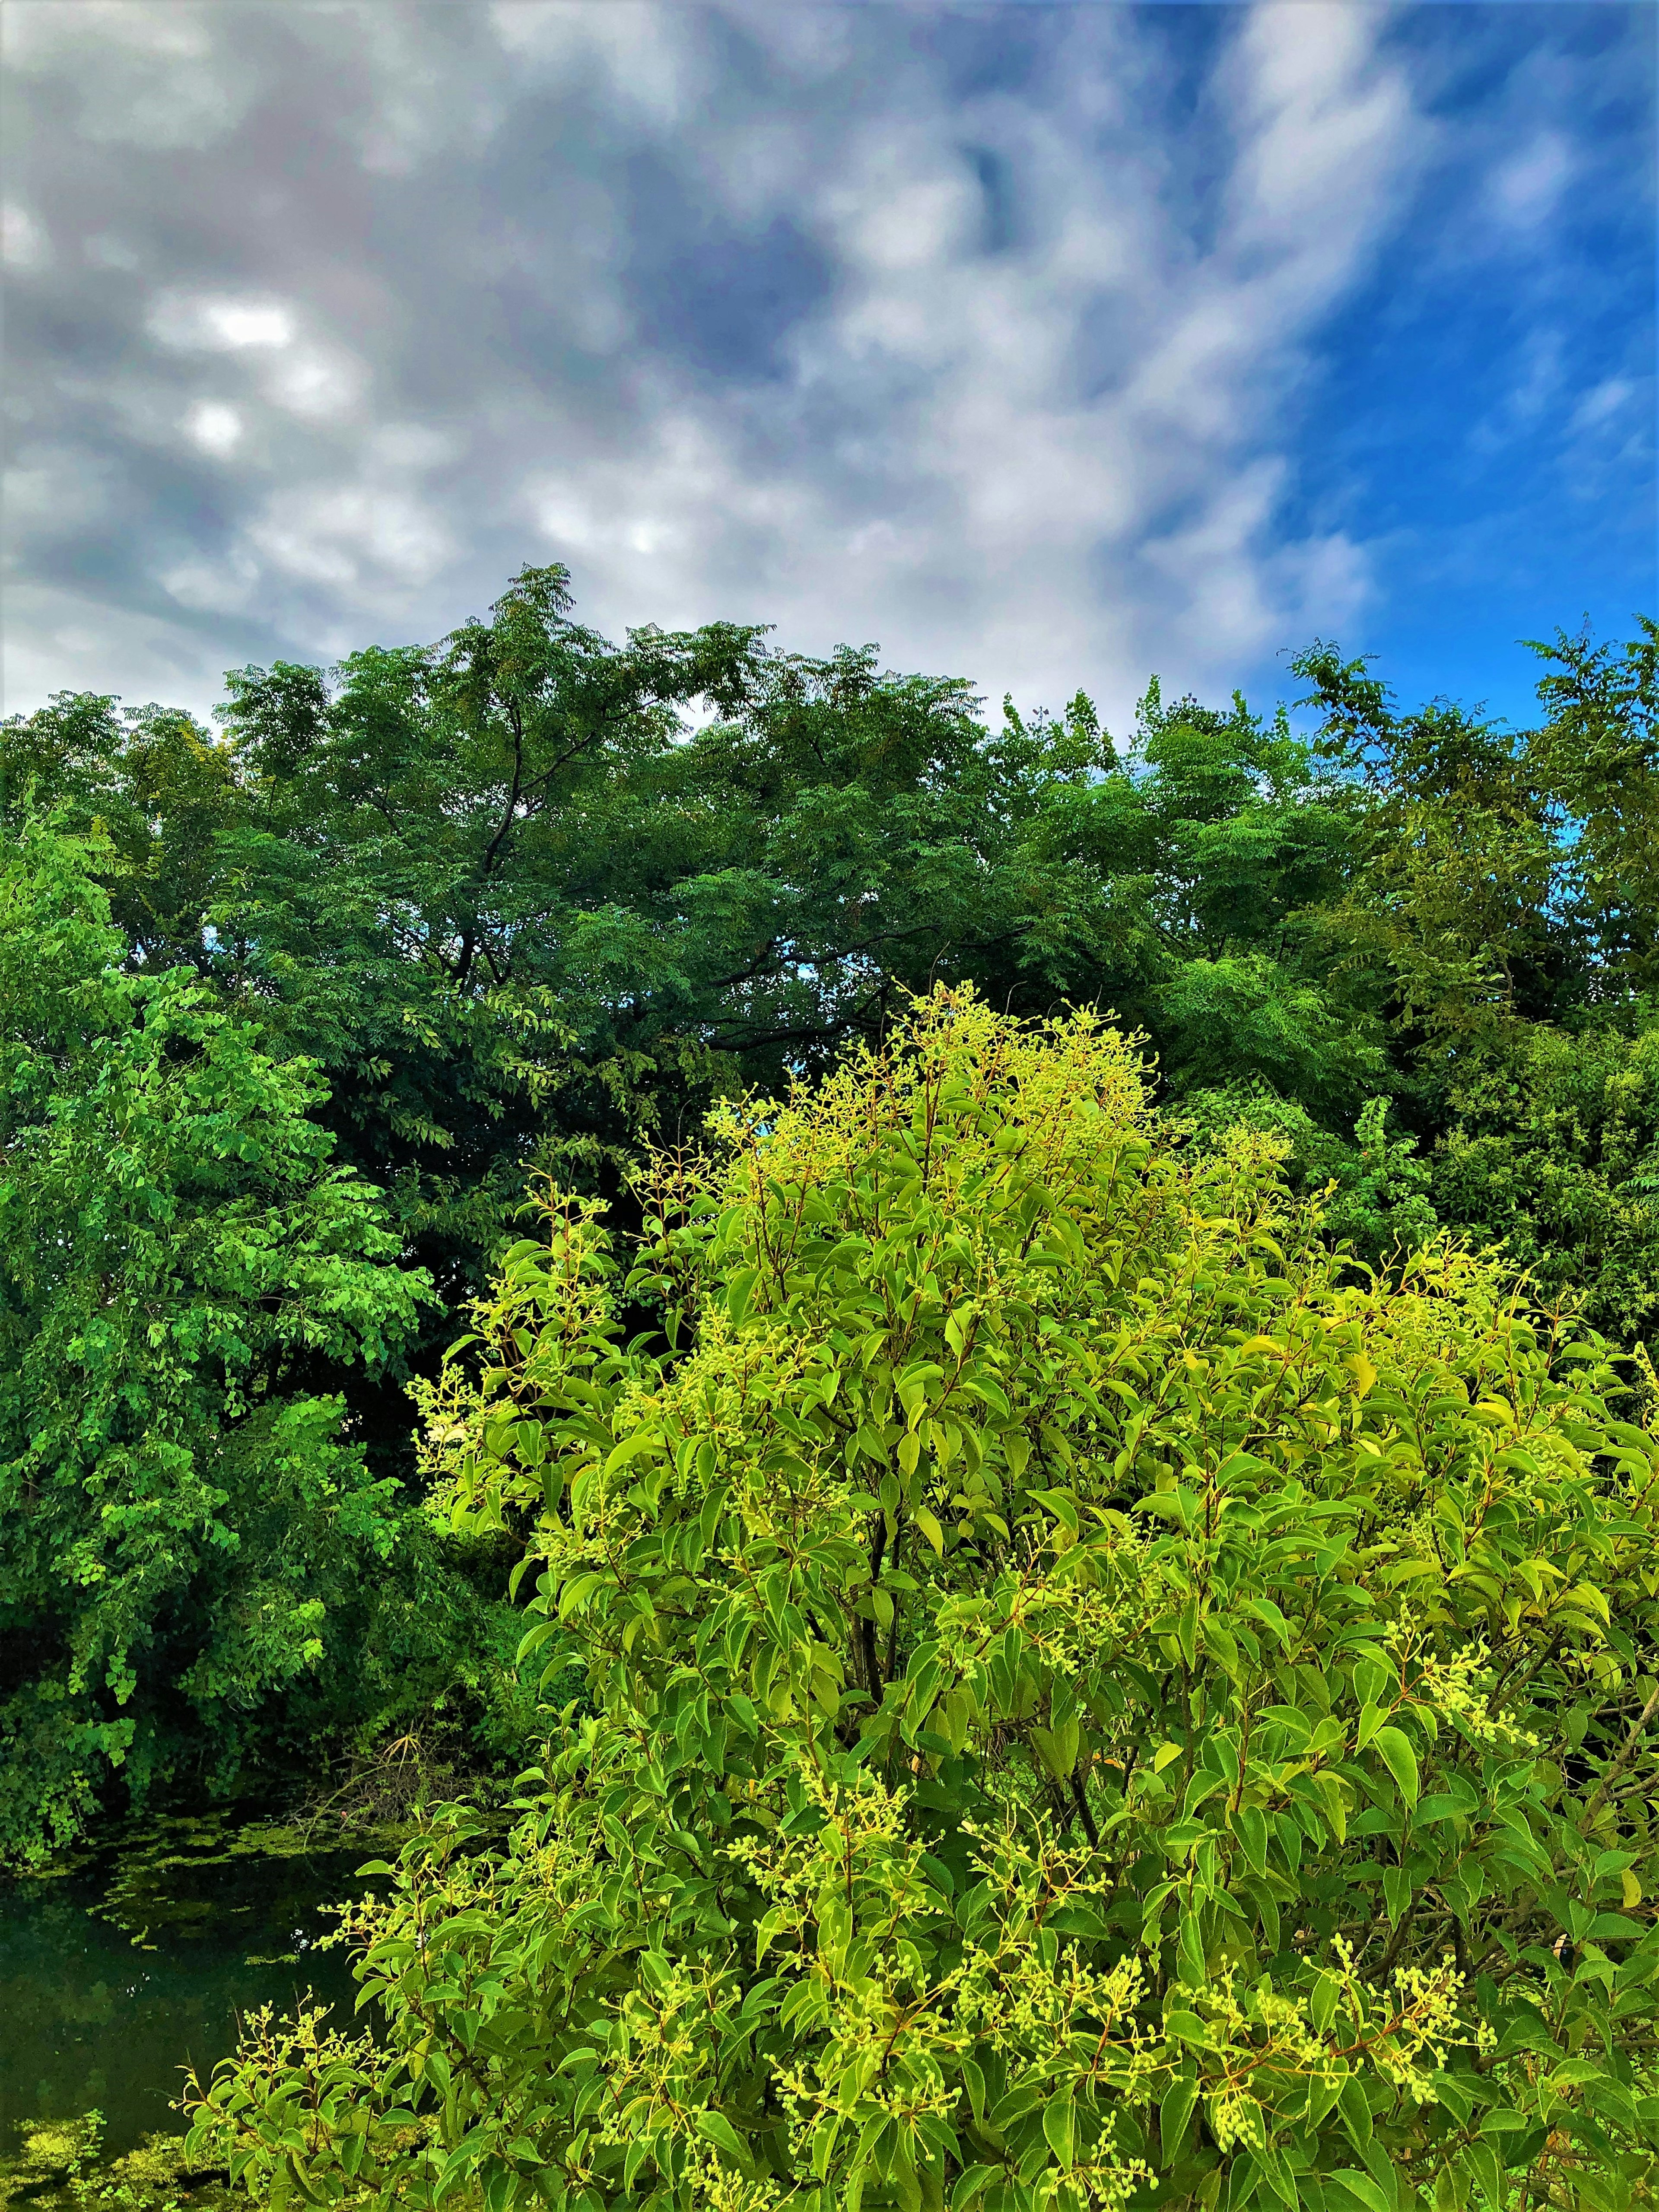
[{"left": 0, "top": 1816, "right": 386, "bottom": 2156}]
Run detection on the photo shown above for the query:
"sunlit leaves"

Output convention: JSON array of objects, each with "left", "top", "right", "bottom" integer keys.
[{"left": 191, "top": 988, "right": 1659, "bottom": 2210}]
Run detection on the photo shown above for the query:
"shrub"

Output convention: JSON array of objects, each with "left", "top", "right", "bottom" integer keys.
[{"left": 188, "top": 990, "right": 1659, "bottom": 2210}]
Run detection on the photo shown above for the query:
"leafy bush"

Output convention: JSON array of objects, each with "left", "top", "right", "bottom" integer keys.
[{"left": 186, "top": 990, "right": 1659, "bottom": 2210}]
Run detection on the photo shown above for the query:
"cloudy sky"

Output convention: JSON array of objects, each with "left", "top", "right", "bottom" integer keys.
[{"left": 2, "top": 2, "right": 1653, "bottom": 740}]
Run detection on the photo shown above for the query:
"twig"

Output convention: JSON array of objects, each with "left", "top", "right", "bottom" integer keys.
[{"left": 1580, "top": 1680, "right": 1659, "bottom": 1831}]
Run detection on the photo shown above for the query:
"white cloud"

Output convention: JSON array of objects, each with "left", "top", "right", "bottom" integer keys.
[
  {"left": 149, "top": 293, "right": 298, "bottom": 352},
  {"left": 1570, "top": 376, "right": 1637, "bottom": 435},
  {"left": 1, "top": 202, "right": 50, "bottom": 271},
  {"left": 147, "top": 292, "right": 366, "bottom": 420},
  {"left": 260, "top": 342, "right": 368, "bottom": 422},
  {"left": 186, "top": 400, "right": 244, "bottom": 456},
  {"left": 84, "top": 234, "right": 142, "bottom": 273},
  {"left": 369, "top": 423, "right": 460, "bottom": 470},
  {"left": 5, "top": 445, "right": 120, "bottom": 535},
  {"left": 10, "top": 0, "right": 1637, "bottom": 741},
  {"left": 1, "top": 580, "right": 229, "bottom": 721},
  {"left": 4, "top": 1, "right": 260, "bottom": 150},
  {"left": 499, "top": 1, "right": 1419, "bottom": 727},
  {"left": 161, "top": 547, "right": 261, "bottom": 617},
  {"left": 490, "top": 1, "right": 709, "bottom": 127},
  {"left": 1488, "top": 129, "right": 1575, "bottom": 228},
  {"left": 247, "top": 467, "right": 457, "bottom": 601}
]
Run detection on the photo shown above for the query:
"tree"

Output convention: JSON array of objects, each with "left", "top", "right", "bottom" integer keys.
[
  {"left": 1173, "top": 1085, "right": 1440, "bottom": 1271},
  {"left": 1288, "top": 650, "right": 1580, "bottom": 1053},
  {"left": 0, "top": 819, "right": 505, "bottom": 1862},
  {"left": 1290, "top": 620, "right": 1659, "bottom": 1352},
  {"left": 1432, "top": 1017, "right": 1659, "bottom": 1354},
  {"left": 4, "top": 572, "right": 1381, "bottom": 1396},
  {"left": 1528, "top": 619, "right": 1659, "bottom": 1003},
  {"left": 189, "top": 991, "right": 1659, "bottom": 2209},
  {"left": 0, "top": 687, "right": 241, "bottom": 969},
  {"left": 208, "top": 568, "right": 770, "bottom": 1317}
]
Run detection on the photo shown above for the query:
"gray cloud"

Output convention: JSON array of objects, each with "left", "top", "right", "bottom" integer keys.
[{"left": 0, "top": 1, "right": 1631, "bottom": 736}]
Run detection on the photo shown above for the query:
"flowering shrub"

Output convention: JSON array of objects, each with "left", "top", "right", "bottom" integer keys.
[{"left": 188, "top": 990, "right": 1659, "bottom": 2211}]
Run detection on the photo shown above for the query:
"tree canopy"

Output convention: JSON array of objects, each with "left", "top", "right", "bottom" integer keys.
[{"left": 0, "top": 820, "right": 529, "bottom": 1862}]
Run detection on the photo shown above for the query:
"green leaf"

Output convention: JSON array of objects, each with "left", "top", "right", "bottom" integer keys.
[
  {"left": 694, "top": 2111, "right": 749, "bottom": 2168},
  {"left": 1236, "top": 1802, "right": 1269, "bottom": 1878},
  {"left": 1329, "top": 2176, "right": 1391, "bottom": 2212},
  {"left": 1042, "top": 2083, "right": 1075, "bottom": 2168},
  {"left": 1338, "top": 2075, "right": 1373, "bottom": 2152},
  {"left": 1465, "top": 2144, "right": 1504, "bottom": 2204},
  {"left": 1160, "top": 2075, "right": 1198, "bottom": 2164},
  {"left": 1372, "top": 1726, "right": 1419, "bottom": 1808},
  {"left": 950, "top": 2166, "right": 1001, "bottom": 2211}
]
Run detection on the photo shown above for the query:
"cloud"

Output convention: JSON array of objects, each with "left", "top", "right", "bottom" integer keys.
[
  {"left": 4, "top": 0, "right": 263, "bottom": 150},
  {"left": 1571, "top": 376, "right": 1637, "bottom": 436},
  {"left": 149, "top": 294, "right": 299, "bottom": 351},
  {"left": 1, "top": 200, "right": 50, "bottom": 271},
  {"left": 185, "top": 401, "right": 245, "bottom": 458},
  {"left": 0, "top": 1, "right": 1647, "bottom": 736},
  {"left": 1488, "top": 128, "right": 1575, "bottom": 228}
]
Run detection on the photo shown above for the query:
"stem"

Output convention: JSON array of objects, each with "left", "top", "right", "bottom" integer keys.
[{"left": 1580, "top": 1680, "right": 1659, "bottom": 1831}]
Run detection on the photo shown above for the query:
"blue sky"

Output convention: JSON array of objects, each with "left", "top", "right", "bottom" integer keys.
[{"left": 2, "top": 1, "right": 1653, "bottom": 741}]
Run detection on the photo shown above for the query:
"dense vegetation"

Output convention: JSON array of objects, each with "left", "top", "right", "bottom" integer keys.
[
  {"left": 187, "top": 993, "right": 1659, "bottom": 2210},
  {"left": 4, "top": 573, "right": 1657, "bottom": 2207}
]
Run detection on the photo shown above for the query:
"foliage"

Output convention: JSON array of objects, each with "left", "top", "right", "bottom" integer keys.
[
  {"left": 1527, "top": 622, "right": 1659, "bottom": 1003},
  {"left": 188, "top": 992, "right": 1659, "bottom": 2211},
  {"left": 1287, "top": 620, "right": 1659, "bottom": 1350},
  {"left": 2, "top": 572, "right": 1379, "bottom": 1352},
  {"left": 1287, "top": 655, "right": 1574, "bottom": 1049},
  {"left": 1432, "top": 1020, "right": 1659, "bottom": 1355},
  {"left": 0, "top": 820, "right": 514, "bottom": 1863},
  {"left": 0, "top": 690, "right": 239, "bottom": 971},
  {"left": 7, "top": 570, "right": 1659, "bottom": 1899},
  {"left": 1174, "top": 1090, "right": 1439, "bottom": 1273},
  {"left": 206, "top": 568, "right": 769, "bottom": 1302}
]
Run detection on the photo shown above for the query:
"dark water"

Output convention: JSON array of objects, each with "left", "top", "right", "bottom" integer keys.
[{"left": 0, "top": 1818, "right": 383, "bottom": 2155}]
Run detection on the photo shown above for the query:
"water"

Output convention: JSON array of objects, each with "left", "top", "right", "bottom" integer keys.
[{"left": 0, "top": 1815, "right": 385, "bottom": 2156}]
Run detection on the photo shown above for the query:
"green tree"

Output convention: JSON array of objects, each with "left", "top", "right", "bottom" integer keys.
[
  {"left": 1433, "top": 1017, "right": 1659, "bottom": 1355},
  {"left": 4, "top": 571, "right": 1381, "bottom": 1381},
  {"left": 1528, "top": 620, "right": 1659, "bottom": 1001},
  {"left": 0, "top": 687, "right": 241, "bottom": 969},
  {"left": 0, "top": 819, "right": 494, "bottom": 1861},
  {"left": 1175, "top": 1086, "right": 1439, "bottom": 1271},
  {"left": 1291, "top": 619, "right": 1659, "bottom": 1347},
  {"left": 1004, "top": 677, "right": 1378, "bottom": 1118},
  {"left": 189, "top": 992, "right": 1659, "bottom": 2210},
  {"left": 1288, "top": 651, "right": 1578, "bottom": 1052},
  {"left": 208, "top": 568, "right": 769, "bottom": 1317}
]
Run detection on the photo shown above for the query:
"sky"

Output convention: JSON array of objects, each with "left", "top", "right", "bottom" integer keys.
[{"left": 1, "top": 0, "right": 1653, "bottom": 744}]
